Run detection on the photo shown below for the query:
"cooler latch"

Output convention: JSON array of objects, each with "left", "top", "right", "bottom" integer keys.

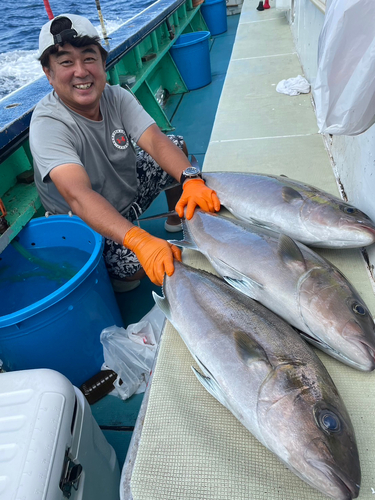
[{"left": 60, "top": 449, "right": 83, "bottom": 498}]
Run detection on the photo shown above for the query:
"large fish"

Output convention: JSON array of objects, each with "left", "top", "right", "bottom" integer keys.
[
  {"left": 203, "top": 172, "right": 375, "bottom": 248},
  {"left": 170, "top": 210, "right": 375, "bottom": 371},
  {"left": 154, "top": 261, "right": 361, "bottom": 499}
]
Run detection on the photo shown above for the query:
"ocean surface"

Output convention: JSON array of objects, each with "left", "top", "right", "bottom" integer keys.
[{"left": 0, "top": 0, "right": 154, "bottom": 100}]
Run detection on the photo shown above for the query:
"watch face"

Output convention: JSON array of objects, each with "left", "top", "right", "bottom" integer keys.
[{"left": 184, "top": 166, "right": 200, "bottom": 176}]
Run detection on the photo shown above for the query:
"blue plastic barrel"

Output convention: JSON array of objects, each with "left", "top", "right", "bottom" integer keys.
[
  {"left": 201, "top": 0, "right": 228, "bottom": 36},
  {"left": 170, "top": 31, "right": 212, "bottom": 90},
  {"left": 0, "top": 215, "right": 123, "bottom": 387}
]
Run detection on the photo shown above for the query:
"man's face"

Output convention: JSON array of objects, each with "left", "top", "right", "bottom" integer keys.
[{"left": 43, "top": 43, "right": 107, "bottom": 120}]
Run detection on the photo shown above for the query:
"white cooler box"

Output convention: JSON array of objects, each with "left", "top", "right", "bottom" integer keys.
[{"left": 0, "top": 368, "right": 120, "bottom": 500}]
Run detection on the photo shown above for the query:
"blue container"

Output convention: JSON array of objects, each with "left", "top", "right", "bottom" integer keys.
[
  {"left": 0, "top": 216, "right": 123, "bottom": 387},
  {"left": 201, "top": 0, "right": 228, "bottom": 36},
  {"left": 170, "top": 31, "right": 212, "bottom": 90}
]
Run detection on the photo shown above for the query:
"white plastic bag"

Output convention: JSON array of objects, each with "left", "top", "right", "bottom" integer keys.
[
  {"left": 100, "top": 305, "right": 165, "bottom": 400},
  {"left": 313, "top": 0, "right": 375, "bottom": 135}
]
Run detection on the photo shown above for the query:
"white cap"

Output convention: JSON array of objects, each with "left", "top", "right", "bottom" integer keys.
[{"left": 39, "top": 14, "right": 99, "bottom": 57}]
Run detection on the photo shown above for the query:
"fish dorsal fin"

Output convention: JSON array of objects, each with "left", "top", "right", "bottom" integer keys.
[
  {"left": 282, "top": 186, "right": 303, "bottom": 203},
  {"left": 152, "top": 291, "right": 172, "bottom": 320},
  {"left": 277, "top": 234, "right": 307, "bottom": 270},
  {"left": 168, "top": 219, "right": 198, "bottom": 250},
  {"left": 215, "top": 258, "right": 263, "bottom": 300},
  {"left": 191, "top": 366, "right": 228, "bottom": 408},
  {"left": 234, "top": 330, "right": 270, "bottom": 367}
]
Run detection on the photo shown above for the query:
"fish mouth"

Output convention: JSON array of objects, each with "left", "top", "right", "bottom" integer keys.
[
  {"left": 353, "top": 340, "right": 375, "bottom": 371},
  {"left": 346, "top": 221, "right": 375, "bottom": 244},
  {"left": 308, "top": 461, "right": 360, "bottom": 500},
  {"left": 342, "top": 321, "right": 375, "bottom": 371},
  {"left": 297, "top": 329, "right": 375, "bottom": 370}
]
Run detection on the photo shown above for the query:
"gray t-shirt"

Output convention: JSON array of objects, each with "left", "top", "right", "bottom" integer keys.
[{"left": 30, "top": 84, "right": 155, "bottom": 215}]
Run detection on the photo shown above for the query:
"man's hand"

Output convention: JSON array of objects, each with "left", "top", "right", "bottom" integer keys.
[
  {"left": 175, "top": 179, "right": 221, "bottom": 220},
  {"left": 123, "top": 227, "right": 182, "bottom": 286}
]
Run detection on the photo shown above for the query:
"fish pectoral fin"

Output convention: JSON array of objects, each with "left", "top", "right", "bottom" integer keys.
[
  {"left": 277, "top": 234, "right": 307, "bottom": 270},
  {"left": 234, "top": 330, "right": 270, "bottom": 367},
  {"left": 152, "top": 291, "right": 172, "bottom": 320},
  {"left": 191, "top": 366, "right": 228, "bottom": 408},
  {"left": 224, "top": 275, "right": 262, "bottom": 300},
  {"left": 281, "top": 186, "right": 303, "bottom": 203},
  {"left": 215, "top": 258, "right": 263, "bottom": 299},
  {"left": 247, "top": 217, "right": 277, "bottom": 233}
]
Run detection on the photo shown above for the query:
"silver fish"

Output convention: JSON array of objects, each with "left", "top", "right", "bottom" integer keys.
[
  {"left": 170, "top": 210, "right": 375, "bottom": 371},
  {"left": 203, "top": 172, "right": 375, "bottom": 248},
  {"left": 154, "top": 261, "right": 361, "bottom": 500}
]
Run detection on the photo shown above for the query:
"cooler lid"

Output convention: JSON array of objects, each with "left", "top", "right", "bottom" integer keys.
[{"left": 0, "top": 369, "right": 77, "bottom": 500}]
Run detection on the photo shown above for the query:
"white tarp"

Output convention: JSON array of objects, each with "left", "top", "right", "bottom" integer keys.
[{"left": 313, "top": 0, "right": 375, "bottom": 136}]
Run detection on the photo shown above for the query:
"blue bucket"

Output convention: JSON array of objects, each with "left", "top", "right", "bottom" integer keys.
[
  {"left": 201, "top": 0, "right": 228, "bottom": 36},
  {"left": 0, "top": 215, "right": 123, "bottom": 387},
  {"left": 170, "top": 31, "right": 212, "bottom": 90}
]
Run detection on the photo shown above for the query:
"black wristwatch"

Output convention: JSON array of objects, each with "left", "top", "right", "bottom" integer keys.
[{"left": 180, "top": 166, "right": 203, "bottom": 184}]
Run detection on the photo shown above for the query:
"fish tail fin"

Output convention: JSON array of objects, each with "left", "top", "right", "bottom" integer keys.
[
  {"left": 152, "top": 291, "right": 172, "bottom": 320},
  {"left": 168, "top": 218, "right": 199, "bottom": 250}
]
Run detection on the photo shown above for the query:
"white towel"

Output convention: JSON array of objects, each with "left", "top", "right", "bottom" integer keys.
[{"left": 276, "top": 75, "right": 310, "bottom": 96}]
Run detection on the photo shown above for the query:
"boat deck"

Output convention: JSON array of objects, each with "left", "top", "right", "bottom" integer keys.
[{"left": 121, "top": 1, "right": 375, "bottom": 499}]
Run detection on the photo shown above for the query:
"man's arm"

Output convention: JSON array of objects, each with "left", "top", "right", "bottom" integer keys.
[
  {"left": 138, "top": 124, "right": 221, "bottom": 219},
  {"left": 49, "top": 162, "right": 134, "bottom": 244},
  {"left": 49, "top": 162, "right": 181, "bottom": 285},
  {"left": 137, "top": 124, "right": 191, "bottom": 182}
]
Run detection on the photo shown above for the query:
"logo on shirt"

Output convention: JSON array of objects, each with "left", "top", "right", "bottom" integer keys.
[{"left": 111, "top": 129, "right": 129, "bottom": 150}]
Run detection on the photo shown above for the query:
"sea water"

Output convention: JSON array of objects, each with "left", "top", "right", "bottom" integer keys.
[
  {"left": 0, "top": 243, "right": 90, "bottom": 316},
  {"left": 0, "top": 0, "right": 154, "bottom": 100}
]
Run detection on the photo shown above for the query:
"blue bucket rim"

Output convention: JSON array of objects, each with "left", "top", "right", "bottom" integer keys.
[
  {"left": 171, "top": 31, "right": 211, "bottom": 49},
  {"left": 202, "top": 0, "right": 226, "bottom": 5},
  {"left": 0, "top": 215, "right": 104, "bottom": 327}
]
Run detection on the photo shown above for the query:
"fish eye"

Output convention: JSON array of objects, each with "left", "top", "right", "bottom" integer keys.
[
  {"left": 340, "top": 205, "right": 357, "bottom": 215},
  {"left": 353, "top": 303, "right": 366, "bottom": 316},
  {"left": 314, "top": 404, "right": 342, "bottom": 434},
  {"left": 318, "top": 410, "right": 341, "bottom": 433},
  {"left": 321, "top": 412, "right": 340, "bottom": 431}
]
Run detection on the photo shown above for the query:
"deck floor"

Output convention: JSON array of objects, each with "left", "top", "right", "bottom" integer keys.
[{"left": 91, "top": 13, "right": 240, "bottom": 469}]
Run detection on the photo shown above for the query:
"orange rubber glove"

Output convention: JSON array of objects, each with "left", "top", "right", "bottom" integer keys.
[
  {"left": 175, "top": 179, "right": 221, "bottom": 220},
  {"left": 123, "top": 226, "right": 182, "bottom": 286}
]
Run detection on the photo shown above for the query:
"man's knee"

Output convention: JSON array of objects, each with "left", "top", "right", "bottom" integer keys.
[
  {"left": 168, "top": 134, "right": 188, "bottom": 157},
  {"left": 182, "top": 139, "right": 188, "bottom": 157}
]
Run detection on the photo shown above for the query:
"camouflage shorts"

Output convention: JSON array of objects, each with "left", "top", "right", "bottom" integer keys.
[{"left": 103, "top": 134, "right": 184, "bottom": 280}]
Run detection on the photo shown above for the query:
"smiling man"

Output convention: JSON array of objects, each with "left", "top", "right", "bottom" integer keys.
[{"left": 30, "top": 14, "right": 220, "bottom": 291}]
